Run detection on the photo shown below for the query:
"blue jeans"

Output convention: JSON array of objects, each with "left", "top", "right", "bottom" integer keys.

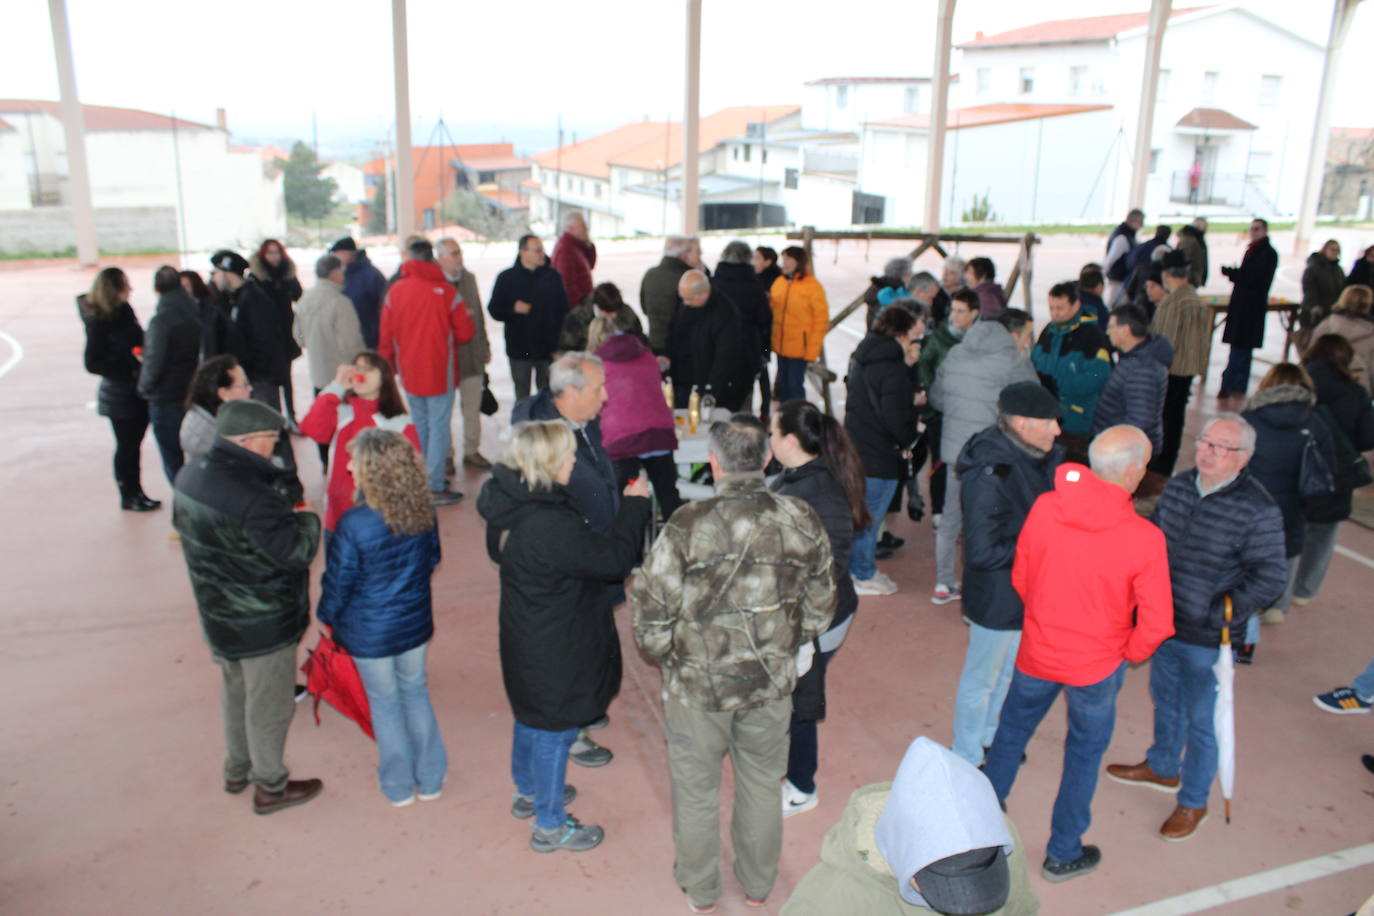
[
  {"left": 407, "top": 390, "right": 455, "bottom": 492},
  {"left": 511, "top": 721, "right": 579, "bottom": 829},
  {"left": 775, "top": 357, "right": 807, "bottom": 403},
  {"left": 1220, "top": 346, "right": 1253, "bottom": 394},
  {"left": 353, "top": 643, "right": 448, "bottom": 803},
  {"left": 1146, "top": 638, "right": 1218, "bottom": 809},
  {"left": 148, "top": 401, "right": 185, "bottom": 484},
  {"left": 951, "top": 624, "right": 1022, "bottom": 765},
  {"left": 1351, "top": 657, "right": 1374, "bottom": 702},
  {"left": 849, "top": 477, "right": 899, "bottom": 581},
  {"left": 984, "top": 662, "right": 1127, "bottom": 864},
  {"left": 1294, "top": 522, "right": 1340, "bottom": 600}
]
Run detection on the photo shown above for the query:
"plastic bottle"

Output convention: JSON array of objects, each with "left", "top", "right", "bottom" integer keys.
[
  {"left": 662, "top": 377, "right": 674, "bottom": 409},
  {"left": 700, "top": 386, "right": 716, "bottom": 422},
  {"left": 687, "top": 386, "right": 701, "bottom": 435}
]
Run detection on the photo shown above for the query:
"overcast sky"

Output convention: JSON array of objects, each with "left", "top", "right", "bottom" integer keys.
[{"left": 3, "top": 0, "right": 1371, "bottom": 156}]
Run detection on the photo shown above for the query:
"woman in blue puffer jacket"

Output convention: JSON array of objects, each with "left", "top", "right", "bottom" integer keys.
[{"left": 317, "top": 427, "right": 444, "bottom": 806}]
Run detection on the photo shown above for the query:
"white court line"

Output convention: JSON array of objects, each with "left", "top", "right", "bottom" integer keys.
[
  {"left": 1106, "top": 842, "right": 1374, "bottom": 915},
  {"left": 0, "top": 330, "right": 22, "bottom": 379},
  {"left": 835, "top": 323, "right": 864, "bottom": 339},
  {"left": 1335, "top": 544, "right": 1374, "bottom": 573}
]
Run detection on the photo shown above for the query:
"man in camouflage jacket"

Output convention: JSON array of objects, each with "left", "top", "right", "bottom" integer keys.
[{"left": 631, "top": 414, "right": 835, "bottom": 911}]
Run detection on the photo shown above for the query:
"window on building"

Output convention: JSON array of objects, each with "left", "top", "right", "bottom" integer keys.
[
  {"left": 903, "top": 86, "right": 919, "bottom": 113},
  {"left": 784, "top": 168, "right": 799, "bottom": 190},
  {"left": 1259, "top": 75, "right": 1282, "bottom": 106},
  {"left": 977, "top": 68, "right": 990, "bottom": 95},
  {"left": 836, "top": 85, "right": 849, "bottom": 109},
  {"left": 732, "top": 146, "right": 739, "bottom": 161},
  {"left": 1157, "top": 69, "right": 1171, "bottom": 101},
  {"left": 742, "top": 144, "right": 751, "bottom": 162},
  {"left": 1069, "top": 66, "right": 1088, "bottom": 97},
  {"left": 1019, "top": 68, "right": 1034, "bottom": 95},
  {"left": 595, "top": 183, "right": 603, "bottom": 199},
  {"left": 1149, "top": 148, "right": 1162, "bottom": 174},
  {"left": 761, "top": 148, "right": 768, "bottom": 164},
  {"left": 477, "top": 170, "right": 497, "bottom": 184},
  {"left": 1202, "top": 71, "right": 1219, "bottom": 104}
]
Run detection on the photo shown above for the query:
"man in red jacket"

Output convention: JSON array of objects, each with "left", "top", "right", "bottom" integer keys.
[
  {"left": 550, "top": 211, "right": 596, "bottom": 308},
  {"left": 378, "top": 238, "right": 475, "bottom": 504},
  {"left": 981, "top": 425, "right": 1174, "bottom": 885}
]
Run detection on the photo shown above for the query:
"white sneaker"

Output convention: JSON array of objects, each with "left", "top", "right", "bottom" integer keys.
[
  {"left": 932, "top": 513, "right": 942, "bottom": 532},
  {"left": 782, "top": 780, "right": 818, "bottom": 818},
  {"left": 853, "top": 572, "right": 898, "bottom": 596},
  {"left": 932, "top": 583, "right": 962, "bottom": 605}
]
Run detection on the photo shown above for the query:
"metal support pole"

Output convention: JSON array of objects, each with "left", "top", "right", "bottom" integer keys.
[
  {"left": 1294, "top": 0, "right": 1361, "bottom": 254},
  {"left": 924, "top": 0, "right": 956, "bottom": 233},
  {"left": 391, "top": 0, "right": 415, "bottom": 238},
  {"left": 682, "top": 0, "right": 702, "bottom": 235},
  {"left": 1127, "top": 0, "right": 1172, "bottom": 210},
  {"left": 48, "top": 0, "right": 97, "bottom": 265}
]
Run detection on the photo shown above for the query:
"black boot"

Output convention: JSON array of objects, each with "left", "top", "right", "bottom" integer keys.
[{"left": 119, "top": 483, "right": 161, "bottom": 512}]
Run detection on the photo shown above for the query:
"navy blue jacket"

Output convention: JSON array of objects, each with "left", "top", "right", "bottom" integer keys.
[
  {"left": 316, "top": 503, "right": 441, "bottom": 659},
  {"left": 488, "top": 257, "right": 571, "bottom": 362},
  {"left": 1242, "top": 385, "right": 1337, "bottom": 556},
  {"left": 343, "top": 252, "right": 387, "bottom": 349},
  {"left": 1151, "top": 468, "right": 1287, "bottom": 648},
  {"left": 512, "top": 389, "right": 620, "bottom": 535},
  {"left": 1091, "top": 333, "right": 1172, "bottom": 450},
  {"left": 957, "top": 425, "right": 1061, "bottom": 630}
]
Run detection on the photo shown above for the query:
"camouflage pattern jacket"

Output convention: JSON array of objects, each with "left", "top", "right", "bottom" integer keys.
[{"left": 631, "top": 475, "right": 836, "bottom": 712}]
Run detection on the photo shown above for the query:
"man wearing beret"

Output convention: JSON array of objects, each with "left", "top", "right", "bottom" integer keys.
[
  {"left": 981, "top": 425, "right": 1174, "bottom": 882},
  {"left": 949, "top": 382, "right": 1063, "bottom": 768},
  {"left": 173, "top": 399, "right": 324, "bottom": 815}
]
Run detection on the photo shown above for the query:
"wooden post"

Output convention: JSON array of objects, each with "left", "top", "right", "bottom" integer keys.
[{"left": 1020, "top": 233, "right": 1035, "bottom": 317}]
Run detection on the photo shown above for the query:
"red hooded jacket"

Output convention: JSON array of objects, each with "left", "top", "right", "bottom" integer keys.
[
  {"left": 378, "top": 259, "right": 475, "bottom": 397},
  {"left": 1012, "top": 463, "right": 1174, "bottom": 686},
  {"left": 550, "top": 230, "right": 597, "bottom": 307}
]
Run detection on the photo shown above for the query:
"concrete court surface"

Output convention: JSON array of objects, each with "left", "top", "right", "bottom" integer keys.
[{"left": 2, "top": 229, "right": 1374, "bottom": 915}]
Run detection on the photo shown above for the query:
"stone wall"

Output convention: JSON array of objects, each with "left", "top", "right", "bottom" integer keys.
[{"left": 0, "top": 206, "right": 178, "bottom": 255}]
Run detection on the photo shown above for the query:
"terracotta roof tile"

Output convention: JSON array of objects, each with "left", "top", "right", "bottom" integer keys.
[
  {"left": 869, "top": 103, "right": 1112, "bottom": 131},
  {"left": 0, "top": 99, "right": 214, "bottom": 131},
  {"left": 959, "top": 7, "right": 1208, "bottom": 48},
  {"left": 1175, "top": 107, "right": 1258, "bottom": 131}
]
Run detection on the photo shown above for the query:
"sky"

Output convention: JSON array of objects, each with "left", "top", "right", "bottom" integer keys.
[{"left": 3, "top": 0, "right": 1372, "bottom": 158}]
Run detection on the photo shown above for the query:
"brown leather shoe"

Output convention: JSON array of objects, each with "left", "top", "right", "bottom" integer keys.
[
  {"left": 1105, "top": 761, "right": 1180, "bottom": 793},
  {"left": 1160, "top": 804, "right": 1208, "bottom": 841},
  {"left": 463, "top": 452, "right": 493, "bottom": 470},
  {"left": 252, "top": 778, "right": 323, "bottom": 815},
  {"left": 224, "top": 778, "right": 249, "bottom": 795}
]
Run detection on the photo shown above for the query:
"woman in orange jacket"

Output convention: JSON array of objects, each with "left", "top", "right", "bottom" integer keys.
[{"left": 769, "top": 246, "right": 830, "bottom": 402}]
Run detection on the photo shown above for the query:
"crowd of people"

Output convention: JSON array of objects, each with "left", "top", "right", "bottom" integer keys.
[{"left": 73, "top": 210, "right": 1374, "bottom": 915}]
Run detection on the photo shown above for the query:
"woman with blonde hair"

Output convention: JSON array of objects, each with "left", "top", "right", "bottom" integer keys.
[
  {"left": 78, "top": 267, "right": 159, "bottom": 510},
  {"left": 1311, "top": 284, "right": 1374, "bottom": 392},
  {"left": 316, "top": 428, "right": 444, "bottom": 807},
  {"left": 477, "top": 420, "right": 651, "bottom": 853}
]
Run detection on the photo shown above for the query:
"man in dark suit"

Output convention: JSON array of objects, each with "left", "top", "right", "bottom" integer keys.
[{"left": 1218, "top": 219, "right": 1278, "bottom": 398}]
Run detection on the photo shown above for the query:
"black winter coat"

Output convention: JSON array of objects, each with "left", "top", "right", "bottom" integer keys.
[
  {"left": 1090, "top": 333, "right": 1173, "bottom": 450},
  {"left": 844, "top": 334, "right": 918, "bottom": 479},
  {"left": 957, "top": 426, "right": 1061, "bottom": 630},
  {"left": 227, "top": 278, "right": 294, "bottom": 386},
  {"left": 1304, "top": 360, "right": 1374, "bottom": 522},
  {"left": 138, "top": 288, "right": 203, "bottom": 404},
  {"left": 488, "top": 258, "right": 571, "bottom": 361},
  {"left": 477, "top": 464, "right": 651, "bottom": 731},
  {"left": 250, "top": 258, "right": 304, "bottom": 366},
  {"left": 668, "top": 289, "right": 750, "bottom": 411},
  {"left": 512, "top": 390, "right": 621, "bottom": 535},
  {"left": 772, "top": 458, "right": 856, "bottom": 723},
  {"left": 1222, "top": 239, "right": 1278, "bottom": 349},
  {"left": 1300, "top": 253, "right": 1346, "bottom": 328},
  {"left": 1242, "top": 384, "right": 1337, "bottom": 556},
  {"left": 713, "top": 261, "right": 772, "bottom": 362},
  {"left": 172, "top": 439, "right": 321, "bottom": 660},
  {"left": 79, "top": 297, "right": 147, "bottom": 420},
  {"left": 1151, "top": 468, "right": 1287, "bottom": 648}
]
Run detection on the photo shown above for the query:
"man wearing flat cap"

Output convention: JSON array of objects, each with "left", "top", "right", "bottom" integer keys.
[
  {"left": 782, "top": 736, "right": 1038, "bottom": 914},
  {"left": 173, "top": 399, "right": 324, "bottom": 815},
  {"left": 949, "top": 382, "right": 1063, "bottom": 768},
  {"left": 982, "top": 425, "right": 1174, "bottom": 883},
  {"left": 210, "top": 249, "right": 293, "bottom": 414}
]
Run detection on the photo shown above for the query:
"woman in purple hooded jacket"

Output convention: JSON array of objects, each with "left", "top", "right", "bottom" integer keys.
[{"left": 590, "top": 314, "right": 682, "bottom": 519}]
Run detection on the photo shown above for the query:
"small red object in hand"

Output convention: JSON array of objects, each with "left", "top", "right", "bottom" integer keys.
[
  {"left": 294, "top": 501, "right": 308, "bottom": 511},
  {"left": 628, "top": 477, "right": 639, "bottom": 486},
  {"left": 132, "top": 346, "right": 143, "bottom": 357},
  {"left": 352, "top": 373, "right": 367, "bottom": 384}
]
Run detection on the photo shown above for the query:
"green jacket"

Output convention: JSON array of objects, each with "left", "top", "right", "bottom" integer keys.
[
  {"left": 631, "top": 475, "right": 835, "bottom": 712},
  {"left": 173, "top": 439, "right": 321, "bottom": 660},
  {"left": 639, "top": 255, "right": 691, "bottom": 354},
  {"left": 782, "top": 783, "right": 1038, "bottom": 916},
  {"left": 917, "top": 321, "right": 961, "bottom": 393}
]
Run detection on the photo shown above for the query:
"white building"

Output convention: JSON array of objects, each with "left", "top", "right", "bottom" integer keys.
[
  {"left": 0, "top": 100, "right": 285, "bottom": 255},
  {"left": 946, "top": 5, "right": 1324, "bottom": 221},
  {"left": 801, "top": 77, "right": 937, "bottom": 132},
  {"left": 322, "top": 160, "right": 366, "bottom": 206}
]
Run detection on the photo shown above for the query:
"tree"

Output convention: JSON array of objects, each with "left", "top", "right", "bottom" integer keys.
[
  {"left": 440, "top": 188, "right": 528, "bottom": 240},
  {"left": 277, "top": 141, "right": 338, "bottom": 222},
  {"left": 367, "top": 172, "right": 389, "bottom": 235}
]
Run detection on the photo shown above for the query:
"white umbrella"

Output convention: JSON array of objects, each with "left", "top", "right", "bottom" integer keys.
[{"left": 1212, "top": 595, "right": 1236, "bottom": 823}]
